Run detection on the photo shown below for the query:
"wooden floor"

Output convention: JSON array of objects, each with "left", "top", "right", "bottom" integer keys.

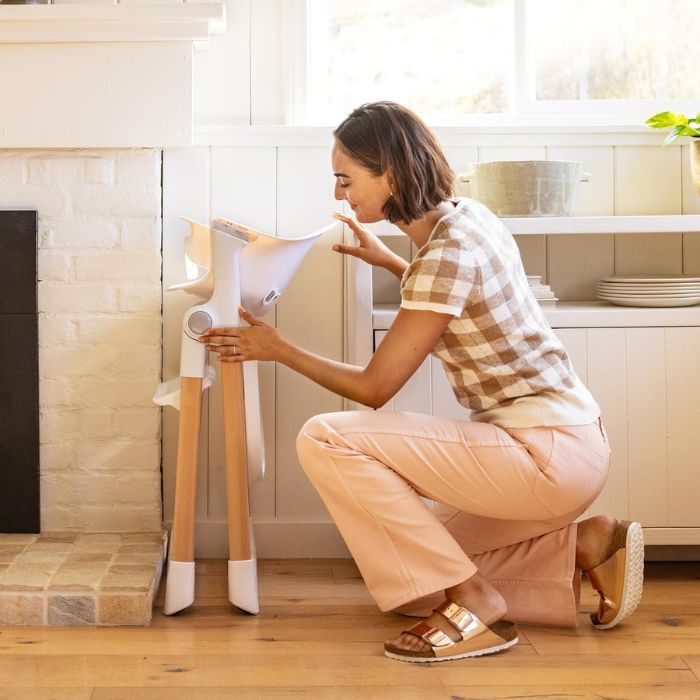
[{"left": 0, "top": 558, "right": 699, "bottom": 699}]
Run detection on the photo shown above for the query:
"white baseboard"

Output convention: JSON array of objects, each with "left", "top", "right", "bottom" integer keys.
[
  {"left": 163, "top": 522, "right": 700, "bottom": 559},
  {"left": 163, "top": 520, "right": 352, "bottom": 559}
]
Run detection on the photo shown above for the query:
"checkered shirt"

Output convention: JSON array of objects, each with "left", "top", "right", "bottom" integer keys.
[{"left": 400, "top": 197, "right": 576, "bottom": 414}]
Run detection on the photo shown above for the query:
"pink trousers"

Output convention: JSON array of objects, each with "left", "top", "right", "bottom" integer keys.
[{"left": 296, "top": 410, "right": 611, "bottom": 627}]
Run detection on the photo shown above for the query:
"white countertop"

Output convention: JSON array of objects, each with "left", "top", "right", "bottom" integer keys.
[{"left": 373, "top": 301, "right": 700, "bottom": 329}]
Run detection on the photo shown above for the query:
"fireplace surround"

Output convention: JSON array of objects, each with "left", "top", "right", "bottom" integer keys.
[{"left": 0, "top": 0, "right": 224, "bottom": 628}]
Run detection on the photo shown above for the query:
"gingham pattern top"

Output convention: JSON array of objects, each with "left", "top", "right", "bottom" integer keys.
[{"left": 400, "top": 197, "right": 599, "bottom": 427}]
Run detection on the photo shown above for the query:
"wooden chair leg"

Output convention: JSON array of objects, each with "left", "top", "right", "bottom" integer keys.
[
  {"left": 164, "top": 376, "right": 203, "bottom": 615},
  {"left": 221, "top": 361, "right": 259, "bottom": 613}
]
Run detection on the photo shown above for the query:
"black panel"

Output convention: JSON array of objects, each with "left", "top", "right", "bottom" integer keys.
[
  {"left": 0, "top": 211, "right": 39, "bottom": 533},
  {"left": 0, "top": 210, "right": 38, "bottom": 314}
]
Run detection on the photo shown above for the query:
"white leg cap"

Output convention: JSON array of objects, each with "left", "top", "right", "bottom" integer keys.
[
  {"left": 228, "top": 558, "right": 259, "bottom": 614},
  {"left": 163, "top": 560, "right": 195, "bottom": 615}
]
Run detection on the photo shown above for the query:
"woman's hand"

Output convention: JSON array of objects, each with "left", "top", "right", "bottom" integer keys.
[
  {"left": 332, "top": 212, "right": 408, "bottom": 277},
  {"left": 199, "top": 308, "right": 286, "bottom": 362}
]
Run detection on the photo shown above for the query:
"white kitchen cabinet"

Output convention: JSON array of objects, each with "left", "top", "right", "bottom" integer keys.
[{"left": 347, "top": 216, "right": 700, "bottom": 546}]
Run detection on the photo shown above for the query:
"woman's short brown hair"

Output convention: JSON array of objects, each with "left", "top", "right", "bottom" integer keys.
[{"left": 333, "top": 101, "right": 454, "bottom": 224}]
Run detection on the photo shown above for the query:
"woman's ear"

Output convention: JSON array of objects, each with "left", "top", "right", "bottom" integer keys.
[{"left": 386, "top": 169, "right": 395, "bottom": 197}]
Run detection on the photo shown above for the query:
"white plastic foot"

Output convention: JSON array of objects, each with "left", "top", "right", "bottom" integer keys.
[
  {"left": 164, "top": 560, "right": 195, "bottom": 615},
  {"left": 228, "top": 558, "right": 259, "bottom": 614}
]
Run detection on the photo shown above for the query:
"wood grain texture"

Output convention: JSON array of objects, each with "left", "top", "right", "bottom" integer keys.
[
  {"left": 170, "top": 377, "right": 204, "bottom": 562},
  {"left": 0, "top": 559, "right": 699, "bottom": 696},
  {"left": 221, "top": 362, "right": 251, "bottom": 561}
]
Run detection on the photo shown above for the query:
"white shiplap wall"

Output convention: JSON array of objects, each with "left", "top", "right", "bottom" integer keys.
[
  {"left": 172, "top": 0, "right": 700, "bottom": 556},
  {"left": 163, "top": 135, "right": 700, "bottom": 557}
]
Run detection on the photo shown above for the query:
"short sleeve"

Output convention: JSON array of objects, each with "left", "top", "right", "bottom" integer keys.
[{"left": 400, "top": 237, "right": 474, "bottom": 317}]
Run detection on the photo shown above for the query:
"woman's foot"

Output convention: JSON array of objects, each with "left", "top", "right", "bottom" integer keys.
[
  {"left": 385, "top": 572, "right": 507, "bottom": 653},
  {"left": 575, "top": 514, "right": 619, "bottom": 571},
  {"left": 576, "top": 515, "right": 645, "bottom": 629}
]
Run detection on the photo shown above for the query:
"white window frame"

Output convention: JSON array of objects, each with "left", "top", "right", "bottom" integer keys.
[{"left": 285, "top": 0, "right": 700, "bottom": 127}]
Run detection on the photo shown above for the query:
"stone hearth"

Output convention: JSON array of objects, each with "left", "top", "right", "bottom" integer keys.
[{"left": 0, "top": 531, "right": 167, "bottom": 626}]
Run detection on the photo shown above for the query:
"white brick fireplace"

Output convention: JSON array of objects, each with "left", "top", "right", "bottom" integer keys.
[
  {"left": 0, "top": 3, "right": 224, "bottom": 625},
  {"left": 0, "top": 149, "right": 163, "bottom": 531}
]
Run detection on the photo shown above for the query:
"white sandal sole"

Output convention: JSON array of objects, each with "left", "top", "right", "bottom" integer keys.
[
  {"left": 593, "top": 521, "right": 644, "bottom": 630},
  {"left": 384, "top": 635, "right": 518, "bottom": 663}
]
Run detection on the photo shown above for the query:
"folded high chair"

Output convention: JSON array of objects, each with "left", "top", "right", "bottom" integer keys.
[{"left": 154, "top": 216, "right": 332, "bottom": 615}]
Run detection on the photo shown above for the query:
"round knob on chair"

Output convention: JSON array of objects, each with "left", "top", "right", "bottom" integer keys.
[{"left": 187, "top": 310, "right": 213, "bottom": 336}]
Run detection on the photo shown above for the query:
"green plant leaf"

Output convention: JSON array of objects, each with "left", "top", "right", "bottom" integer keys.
[
  {"left": 645, "top": 111, "right": 688, "bottom": 129},
  {"left": 661, "top": 125, "right": 685, "bottom": 146}
]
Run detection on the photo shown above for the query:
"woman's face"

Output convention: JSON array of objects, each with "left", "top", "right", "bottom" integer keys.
[{"left": 331, "top": 140, "right": 393, "bottom": 223}]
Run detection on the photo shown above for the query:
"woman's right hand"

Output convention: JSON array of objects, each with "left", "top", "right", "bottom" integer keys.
[{"left": 331, "top": 212, "right": 407, "bottom": 277}]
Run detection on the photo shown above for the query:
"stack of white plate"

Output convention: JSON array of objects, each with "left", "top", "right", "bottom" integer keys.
[
  {"left": 597, "top": 275, "right": 700, "bottom": 307},
  {"left": 526, "top": 274, "right": 558, "bottom": 307}
]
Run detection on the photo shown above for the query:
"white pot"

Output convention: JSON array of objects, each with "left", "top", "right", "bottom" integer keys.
[{"left": 457, "top": 160, "right": 590, "bottom": 217}]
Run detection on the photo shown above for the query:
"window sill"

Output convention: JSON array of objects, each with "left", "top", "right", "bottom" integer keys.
[{"left": 192, "top": 122, "right": 682, "bottom": 148}]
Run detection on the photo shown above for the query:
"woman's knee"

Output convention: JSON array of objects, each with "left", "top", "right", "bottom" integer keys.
[
  {"left": 296, "top": 412, "right": 343, "bottom": 472},
  {"left": 295, "top": 410, "right": 366, "bottom": 472}
]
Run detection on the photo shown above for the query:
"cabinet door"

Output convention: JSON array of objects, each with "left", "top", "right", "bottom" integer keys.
[
  {"left": 586, "top": 328, "right": 628, "bottom": 520},
  {"left": 665, "top": 327, "right": 700, "bottom": 526},
  {"left": 430, "top": 358, "right": 470, "bottom": 420},
  {"left": 625, "top": 328, "right": 668, "bottom": 525}
]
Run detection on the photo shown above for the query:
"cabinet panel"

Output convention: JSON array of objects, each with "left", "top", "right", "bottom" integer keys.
[
  {"left": 275, "top": 147, "right": 344, "bottom": 520},
  {"left": 552, "top": 329, "right": 587, "bottom": 380},
  {"left": 586, "top": 328, "right": 628, "bottom": 520},
  {"left": 626, "top": 328, "right": 668, "bottom": 525},
  {"left": 666, "top": 327, "right": 700, "bottom": 525},
  {"left": 431, "top": 358, "right": 470, "bottom": 421}
]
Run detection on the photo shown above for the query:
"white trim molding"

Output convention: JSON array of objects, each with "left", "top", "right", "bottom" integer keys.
[
  {"left": 0, "top": 2, "right": 226, "bottom": 147},
  {"left": 0, "top": 3, "right": 225, "bottom": 43}
]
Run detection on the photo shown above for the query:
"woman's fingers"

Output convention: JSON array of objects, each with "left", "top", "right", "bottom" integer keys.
[
  {"left": 332, "top": 243, "right": 361, "bottom": 257},
  {"left": 200, "top": 334, "right": 238, "bottom": 345},
  {"left": 238, "top": 307, "right": 266, "bottom": 327},
  {"left": 332, "top": 212, "right": 371, "bottom": 241}
]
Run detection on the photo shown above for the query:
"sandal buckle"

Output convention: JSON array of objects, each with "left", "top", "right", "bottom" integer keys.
[{"left": 437, "top": 601, "right": 476, "bottom": 634}]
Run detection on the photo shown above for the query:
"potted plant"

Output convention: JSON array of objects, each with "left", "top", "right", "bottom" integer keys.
[{"left": 644, "top": 111, "right": 700, "bottom": 194}]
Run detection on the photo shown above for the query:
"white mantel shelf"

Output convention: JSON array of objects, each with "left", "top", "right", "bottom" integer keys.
[
  {"left": 0, "top": 3, "right": 225, "bottom": 42},
  {"left": 0, "top": 2, "right": 225, "bottom": 147},
  {"left": 373, "top": 302, "right": 700, "bottom": 330}
]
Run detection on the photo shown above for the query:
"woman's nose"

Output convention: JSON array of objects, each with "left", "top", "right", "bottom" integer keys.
[{"left": 333, "top": 181, "right": 345, "bottom": 201}]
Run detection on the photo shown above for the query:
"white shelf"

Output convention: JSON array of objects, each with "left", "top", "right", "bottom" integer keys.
[
  {"left": 373, "top": 301, "right": 700, "bottom": 330},
  {"left": 504, "top": 215, "right": 700, "bottom": 235},
  {"left": 373, "top": 215, "right": 700, "bottom": 237}
]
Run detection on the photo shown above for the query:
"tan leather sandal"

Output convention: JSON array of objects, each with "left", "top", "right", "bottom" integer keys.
[
  {"left": 586, "top": 519, "right": 644, "bottom": 630},
  {"left": 383, "top": 600, "right": 518, "bottom": 663}
]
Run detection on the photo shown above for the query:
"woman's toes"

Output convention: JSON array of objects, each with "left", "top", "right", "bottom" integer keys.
[{"left": 386, "top": 632, "right": 429, "bottom": 652}]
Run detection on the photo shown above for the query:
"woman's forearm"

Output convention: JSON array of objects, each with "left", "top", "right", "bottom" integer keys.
[
  {"left": 386, "top": 254, "right": 409, "bottom": 279},
  {"left": 277, "top": 339, "right": 379, "bottom": 408}
]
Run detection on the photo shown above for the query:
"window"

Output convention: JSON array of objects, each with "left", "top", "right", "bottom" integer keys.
[{"left": 289, "top": 0, "right": 700, "bottom": 125}]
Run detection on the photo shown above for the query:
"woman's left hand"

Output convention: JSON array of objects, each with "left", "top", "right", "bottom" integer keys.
[{"left": 199, "top": 307, "right": 284, "bottom": 362}]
